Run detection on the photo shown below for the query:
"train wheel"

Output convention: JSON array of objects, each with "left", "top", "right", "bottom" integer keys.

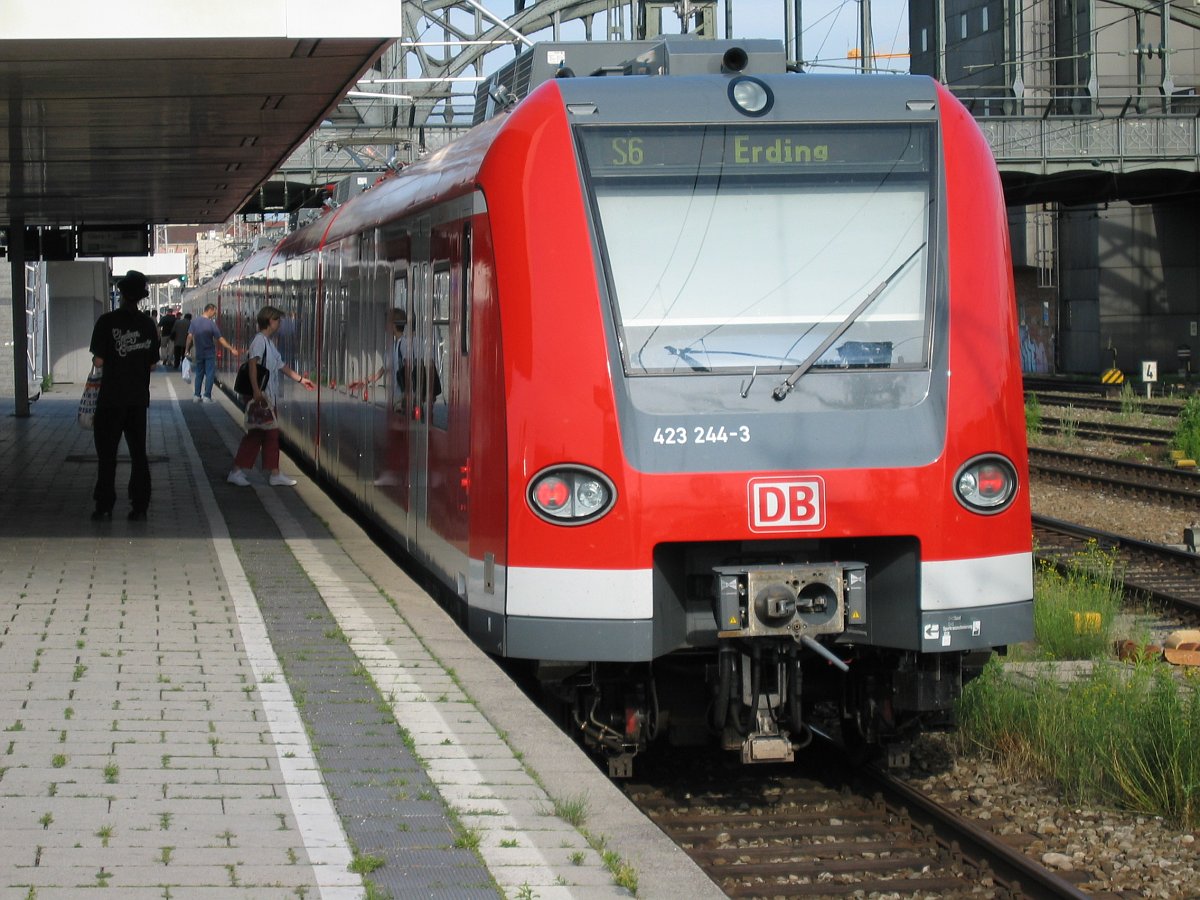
[{"left": 839, "top": 712, "right": 880, "bottom": 767}]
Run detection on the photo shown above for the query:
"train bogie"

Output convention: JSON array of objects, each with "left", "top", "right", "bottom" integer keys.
[{"left": 185, "top": 38, "right": 1032, "bottom": 773}]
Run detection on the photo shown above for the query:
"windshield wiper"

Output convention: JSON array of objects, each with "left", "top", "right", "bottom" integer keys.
[
  {"left": 669, "top": 347, "right": 806, "bottom": 366},
  {"left": 664, "top": 345, "right": 711, "bottom": 372},
  {"left": 771, "top": 243, "right": 926, "bottom": 402}
]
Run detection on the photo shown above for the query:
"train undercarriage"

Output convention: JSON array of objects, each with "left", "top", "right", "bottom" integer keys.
[
  {"left": 539, "top": 560, "right": 980, "bottom": 777},
  {"left": 544, "top": 645, "right": 970, "bottom": 777}
]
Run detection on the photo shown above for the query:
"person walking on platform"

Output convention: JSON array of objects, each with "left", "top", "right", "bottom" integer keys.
[
  {"left": 88, "top": 270, "right": 159, "bottom": 521},
  {"left": 185, "top": 303, "right": 239, "bottom": 402},
  {"left": 172, "top": 312, "right": 191, "bottom": 368},
  {"left": 159, "top": 309, "right": 176, "bottom": 366},
  {"left": 227, "top": 305, "right": 315, "bottom": 487}
]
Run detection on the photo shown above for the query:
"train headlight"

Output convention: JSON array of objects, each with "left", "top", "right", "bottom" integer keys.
[
  {"left": 953, "top": 455, "right": 1019, "bottom": 514},
  {"left": 728, "top": 76, "right": 773, "bottom": 117},
  {"left": 528, "top": 465, "right": 616, "bottom": 525}
]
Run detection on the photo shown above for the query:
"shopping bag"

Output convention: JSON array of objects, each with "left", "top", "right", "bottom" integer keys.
[
  {"left": 77, "top": 367, "right": 101, "bottom": 430},
  {"left": 243, "top": 399, "right": 279, "bottom": 431},
  {"left": 180, "top": 357, "right": 192, "bottom": 383}
]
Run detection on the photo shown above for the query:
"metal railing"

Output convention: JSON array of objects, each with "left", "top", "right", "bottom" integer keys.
[{"left": 957, "top": 92, "right": 1200, "bottom": 172}]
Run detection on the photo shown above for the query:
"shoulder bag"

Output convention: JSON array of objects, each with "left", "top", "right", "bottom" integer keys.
[{"left": 233, "top": 354, "right": 269, "bottom": 396}]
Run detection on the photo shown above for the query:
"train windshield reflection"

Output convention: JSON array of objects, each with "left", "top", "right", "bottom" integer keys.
[{"left": 577, "top": 123, "right": 936, "bottom": 376}]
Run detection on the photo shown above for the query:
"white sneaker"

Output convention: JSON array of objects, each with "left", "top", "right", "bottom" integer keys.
[
  {"left": 192, "top": 396, "right": 202, "bottom": 403},
  {"left": 202, "top": 396, "right": 216, "bottom": 403},
  {"left": 269, "top": 474, "right": 297, "bottom": 486},
  {"left": 227, "top": 470, "right": 251, "bottom": 487}
]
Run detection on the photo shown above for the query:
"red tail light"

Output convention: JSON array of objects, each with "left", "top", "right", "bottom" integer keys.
[
  {"left": 954, "top": 455, "right": 1018, "bottom": 514},
  {"left": 527, "top": 465, "right": 616, "bottom": 525}
]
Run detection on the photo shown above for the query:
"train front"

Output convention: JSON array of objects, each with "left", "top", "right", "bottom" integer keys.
[{"left": 489, "top": 60, "right": 1033, "bottom": 773}]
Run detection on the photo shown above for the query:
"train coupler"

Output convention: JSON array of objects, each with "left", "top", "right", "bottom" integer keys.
[
  {"left": 741, "top": 727, "right": 794, "bottom": 763},
  {"left": 713, "top": 561, "right": 866, "bottom": 640},
  {"left": 740, "top": 707, "right": 809, "bottom": 763}
]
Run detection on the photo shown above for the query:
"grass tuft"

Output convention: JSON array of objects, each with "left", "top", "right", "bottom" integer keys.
[
  {"left": 1172, "top": 394, "right": 1200, "bottom": 461},
  {"left": 1029, "top": 540, "right": 1123, "bottom": 660},
  {"left": 1024, "top": 392, "right": 1042, "bottom": 439},
  {"left": 958, "top": 658, "right": 1200, "bottom": 828}
]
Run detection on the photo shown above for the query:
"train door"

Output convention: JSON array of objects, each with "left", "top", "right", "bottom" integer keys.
[
  {"left": 370, "top": 225, "right": 413, "bottom": 548},
  {"left": 320, "top": 251, "right": 349, "bottom": 481},
  {"left": 425, "top": 221, "right": 471, "bottom": 598},
  {"left": 408, "top": 256, "right": 432, "bottom": 555},
  {"left": 295, "top": 254, "right": 320, "bottom": 454},
  {"left": 381, "top": 269, "right": 412, "bottom": 543},
  {"left": 361, "top": 228, "right": 391, "bottom": 516},
  {"left": 346, "top": 232, "right": 376, "bottom": 504}
]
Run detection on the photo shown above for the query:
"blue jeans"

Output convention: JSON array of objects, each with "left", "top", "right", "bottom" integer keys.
[{"left": 194, "top": 356, "right": 217, "bottom": 399}]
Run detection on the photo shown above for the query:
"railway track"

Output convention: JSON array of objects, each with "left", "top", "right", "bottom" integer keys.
[
  {"left": 621, "top": 745, "right": 1089, "bottom": 898},
  {"left": 1028, "top": 446, "right": 1200, "bottom": 509},
  {"left": 1026, "top": 391, "right": 1183, "bottom": 419},
  {"left": 1033, "top": 515, "right": 1200, "bottom": 616},
  {"left": 1022, "top": 378, "right": 1111, "bottom": 397},
  {"left": 1037, "top": 415, "right": 1175, "bottom": 446}
]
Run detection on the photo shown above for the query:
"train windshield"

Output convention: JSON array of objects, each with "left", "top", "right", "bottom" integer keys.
[{"left": 577, "top": 123, "right": 934, "bottom": 376}]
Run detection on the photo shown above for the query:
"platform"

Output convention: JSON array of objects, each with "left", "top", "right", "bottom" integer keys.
[{"left": 0, "top": 370, "right": 726, "bottom": 899}]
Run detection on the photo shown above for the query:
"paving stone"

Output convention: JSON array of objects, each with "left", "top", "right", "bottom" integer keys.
[{"left": 0, "top": 387, "right": 720, "bottom": 900}]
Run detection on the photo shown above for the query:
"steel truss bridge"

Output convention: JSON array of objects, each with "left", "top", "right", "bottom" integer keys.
[
  {"left": 264, "top": 0, "right": 1200, "bottom": 213},
  {"left": 266, "top": 0, "right": 754, "bottom": 208}
]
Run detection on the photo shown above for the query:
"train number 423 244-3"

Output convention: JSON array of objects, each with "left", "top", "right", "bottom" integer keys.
[{"left": 653, "top": 425, "right": 751, "bottom": 445}]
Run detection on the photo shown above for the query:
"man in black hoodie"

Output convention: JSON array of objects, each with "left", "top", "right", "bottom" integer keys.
[{"left": 88, "top": 270, "right": 159, "bottom": 521}]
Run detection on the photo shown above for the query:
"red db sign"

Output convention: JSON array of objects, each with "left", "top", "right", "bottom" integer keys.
[{"left": 748, "top": 477, "right": 825, "bottom": 532}]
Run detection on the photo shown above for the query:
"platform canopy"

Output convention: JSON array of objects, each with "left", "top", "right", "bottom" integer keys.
[{"left": 0, "top": 0, "right": 401, "bottom": 228}]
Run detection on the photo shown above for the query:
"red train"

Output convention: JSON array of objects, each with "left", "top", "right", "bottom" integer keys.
[{"left": 186, "top": 39, "right": 1032, "bottom": 774}]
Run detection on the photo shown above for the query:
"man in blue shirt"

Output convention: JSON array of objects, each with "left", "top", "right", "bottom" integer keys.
[{"left": 184, "top": 303, "right": 240, "bottom": 401}]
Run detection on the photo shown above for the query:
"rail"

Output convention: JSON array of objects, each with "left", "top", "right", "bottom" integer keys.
[
  {"left": 857, "top": 764, "right": 1092, "bottom": 900},
  {"left": 1033, "top": 514, "right": 1200, "bottom": 615}
]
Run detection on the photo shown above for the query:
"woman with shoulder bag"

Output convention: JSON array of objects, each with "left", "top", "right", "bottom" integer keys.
[{"left": 227, "top": 305, "right": 314, "bottom": 487}]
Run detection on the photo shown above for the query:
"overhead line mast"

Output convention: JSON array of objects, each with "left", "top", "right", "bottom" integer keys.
[{"left": 859, "top": 0, "right": 875, "bottom": 73}]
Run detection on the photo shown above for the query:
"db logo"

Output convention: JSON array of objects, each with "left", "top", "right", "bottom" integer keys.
[{"left": 748, "top": 476, "right": 825, "bottom": 532}]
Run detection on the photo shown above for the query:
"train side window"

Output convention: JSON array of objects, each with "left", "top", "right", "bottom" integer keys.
[
  {"left": 432, "top": 263, "right": 451, "bottom": 429},
  {"left": 337, "top": 281, "right": 350, "bottom": 391},
  {"left": 460, "top": 223, "right": 471, "bottom": 356},
  {"left": 433, "top": 265, "right": 451, "bottom": 322},
  {"left": 392, "top": 273, "right": 408, "bottom": 413}
]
